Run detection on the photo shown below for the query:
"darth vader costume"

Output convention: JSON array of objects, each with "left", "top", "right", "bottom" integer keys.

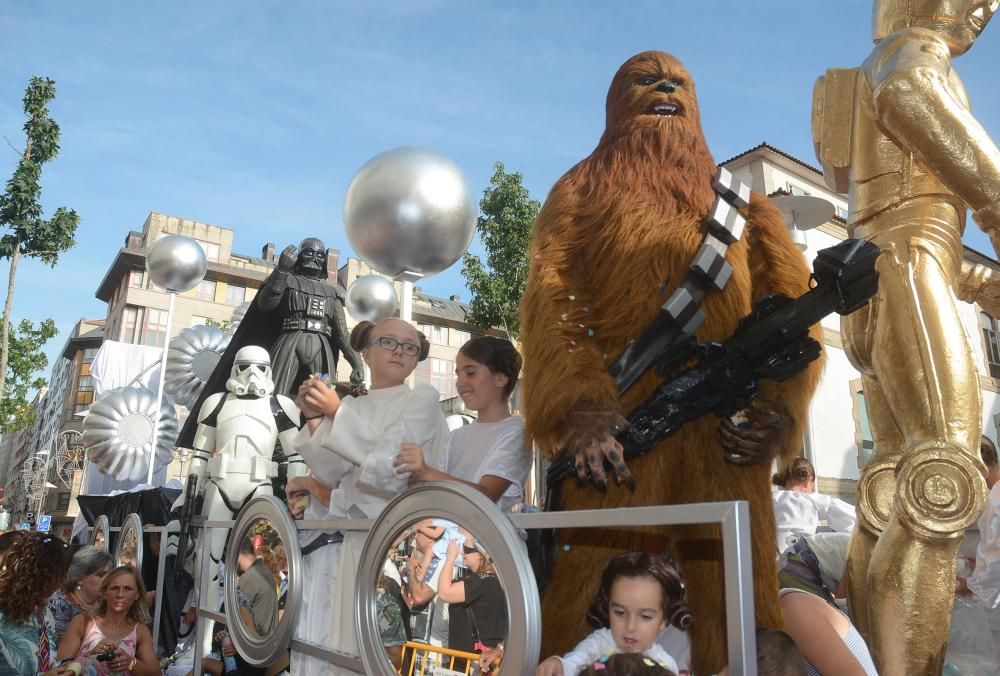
[{"left": 176, "top": 238, "right": 364, "bottom": 449}]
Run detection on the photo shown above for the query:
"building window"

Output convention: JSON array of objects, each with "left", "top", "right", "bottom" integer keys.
[
  {"left": 226, "top": 284, "right": 246, "bottom": 306},
  {"left": 417, "top": 323, "right": 448, "bottom": 345},
  {"left": 128, "top": 268, "right": 146, "bottom": 288},
  {"left": 982, "top": 313, "right": 1000, "bottom": 379},
  {"left": 196, "top": 239, "right": 221, "bottom": 262},
  {"left": 140, "top": 308, "right": 168, "bottom": 347},
  {"left": 788, "top": 184, "right": 811, "bottom": 196},
  {"left": 415, "top": 357, "right": 457, "bottom": 400},
  {"left": 852, "top": 383, "right": 875, "bottom": 470},
  {"left": 121, "top": 306, "right": 141, "bottom": 343},
  {"left": 194, "top": 279, "right": 217, "bottom": 302},
  {"left": 451, "top": 330, "right": 471, "bottom": 348},
  {"left": 56, "top": 493, "right": 70, "bottom": 512}
]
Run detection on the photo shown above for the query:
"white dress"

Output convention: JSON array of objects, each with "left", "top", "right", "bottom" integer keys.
[
  {"left": 293, "top": 383, "right": 448, "bottom": 674},
  {"left": 772, "top": 489, "right": 856, "bottom": 553},
  {"left": 437, "top": 416, "right": 532, "bottom": 512}
]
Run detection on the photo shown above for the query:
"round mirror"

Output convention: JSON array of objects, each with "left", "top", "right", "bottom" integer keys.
[
  {"left": 224, "top": 495, "right": 301, "bottom": 667},
  {"left": 357, "top": 482, "right": 539, "bottom": 675},
  {"left": 116, "top": 513, "right": 143, "bottom": 567},
  {"left": 91, "top": 514, "right": 109, "bottom": 551}
]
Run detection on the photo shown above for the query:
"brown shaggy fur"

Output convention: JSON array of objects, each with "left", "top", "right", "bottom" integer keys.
[{"left": 520, "top": 51, "right": 823, "bottom": 674}]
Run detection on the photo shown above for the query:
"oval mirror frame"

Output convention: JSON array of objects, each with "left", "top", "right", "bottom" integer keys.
[
  {"left": 224, "top": 495, "right": 302, "bottom": 666},
  {"left": 91, "top": 514, "right": 109, "bottom": 551},
  {"left": 356, "top": 481, "right": 540, "bottom": 675},
  {"left": 115, "top": 512, "right": 143, "bottom": 568}
]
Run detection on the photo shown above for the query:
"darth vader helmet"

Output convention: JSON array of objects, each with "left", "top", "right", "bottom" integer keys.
[
  {"left": 226, "top": 345, "right": 274, "bottom": 397},
  {"left": 296, "top": 237, "right": 328, "bottom": 278}
]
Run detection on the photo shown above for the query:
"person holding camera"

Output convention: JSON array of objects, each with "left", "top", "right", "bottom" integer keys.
[{"left": 57, "top": 565, "right": 160, "bottom": 674}]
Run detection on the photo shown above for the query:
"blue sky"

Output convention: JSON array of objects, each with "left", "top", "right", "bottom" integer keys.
[{"left": 2, "top": 1, "right": 1000, "bottom": 374}]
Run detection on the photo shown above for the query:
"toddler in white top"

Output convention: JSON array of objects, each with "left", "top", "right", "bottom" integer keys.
[{"left": 535, "top": 551, "right": 689, "bottom": 676}]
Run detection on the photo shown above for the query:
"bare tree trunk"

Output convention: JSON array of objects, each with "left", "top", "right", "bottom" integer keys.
[{"left": 0, "top": 240, "right": 22, "bottom": 407}]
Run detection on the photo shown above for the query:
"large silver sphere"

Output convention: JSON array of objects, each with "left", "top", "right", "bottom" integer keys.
[
  {"left": 345, "top": 275, "right": 398, "bottom": 322},
  {"left": 344, "top": 147, "right": 477, "bottom": 277},
  {"left": 146, "top": 235, "right": 208, "bottom": 293},
  {"left": 164, "top": 325, "right": 231, "bottom": 409},
  {"left": 82, "top": 386, "right": 178, "bottom": 482}
]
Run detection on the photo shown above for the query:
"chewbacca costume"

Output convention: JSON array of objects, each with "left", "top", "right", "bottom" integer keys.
[{"left": 520, "top": 51, "right": 823, "bottom": 674}]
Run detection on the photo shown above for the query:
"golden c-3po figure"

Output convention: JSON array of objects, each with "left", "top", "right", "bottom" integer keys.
[{"left": 813, "top": 1, "right": 1000, "bottom": 672}]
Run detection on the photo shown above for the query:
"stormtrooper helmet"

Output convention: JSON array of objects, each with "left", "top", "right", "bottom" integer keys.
[{"left": 227, "top": 345, "right": 274, "bottom": 397}]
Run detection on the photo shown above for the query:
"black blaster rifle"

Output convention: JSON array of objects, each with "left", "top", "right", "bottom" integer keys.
[
  {"left": 546, "top": 238, "right": 880, "bottom": 490},
  {"left": 173, "top": 472, "right": 202, "bottom": 583}
]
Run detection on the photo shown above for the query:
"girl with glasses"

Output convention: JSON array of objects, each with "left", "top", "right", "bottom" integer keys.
[{"left": 288, "top": 317, "right": 449, "bottom": 675}]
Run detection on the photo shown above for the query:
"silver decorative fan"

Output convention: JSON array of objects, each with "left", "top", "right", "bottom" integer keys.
[
  {"left": 82, "top": 386, "right": 178, "bottom": 482},
  {"left": 228, "top": 301, "right": 252, "bottom": 334},
  {"left": 164, "top": 325, "right": 231, "bottom": 409}
]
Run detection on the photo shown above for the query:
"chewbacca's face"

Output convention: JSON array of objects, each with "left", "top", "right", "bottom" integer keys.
[{"left": 605, "top": 51, "right": 699, "bottom": 137}]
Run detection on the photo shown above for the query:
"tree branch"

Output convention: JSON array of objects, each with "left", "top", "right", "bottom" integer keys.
[{"left": 2, "top": 136, "right": 22, "bottom": 157}]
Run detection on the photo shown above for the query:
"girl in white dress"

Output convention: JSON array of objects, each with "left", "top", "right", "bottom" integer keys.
[
  {"left": 395, "top": 335, "right": 531, "bottom": 511},
  {"left": 288, "top": 318, "right": 448, "bottom": 675},
  {"left": 772, "top": 457, "right": 856, "bottom": 553}
]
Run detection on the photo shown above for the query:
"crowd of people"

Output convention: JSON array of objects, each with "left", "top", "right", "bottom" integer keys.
[{"left": 2, "top": 316, "right": 996, "bottom": 675}]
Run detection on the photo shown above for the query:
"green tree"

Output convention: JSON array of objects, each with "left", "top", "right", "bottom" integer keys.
[
  {"left": 203, "top": 317, "right": 231, "bottom": 332},
  {"left": 461, "top": 162, "right": 539, "bottom": 337},
  {"left": 0, "top": 317, "right": 56, "bottom": 432},
  {"left": 0, "top": 77, "right": 79, "bottom": 409}
]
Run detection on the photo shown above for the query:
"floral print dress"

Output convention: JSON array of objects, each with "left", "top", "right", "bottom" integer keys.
[{"left": 0, "top": 607, "right": 57, "bottom": 675}]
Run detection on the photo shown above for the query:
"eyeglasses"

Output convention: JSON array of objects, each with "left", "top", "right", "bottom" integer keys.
[
  {"left": 373, "top": 336, "right": 420, "bottom": 357},
  {"left": 462, "top": 546, "right": 479, "bottom": 555}
]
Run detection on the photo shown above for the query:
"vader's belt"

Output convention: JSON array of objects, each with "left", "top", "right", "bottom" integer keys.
[{"left": 281, "top": 317, "right": 332, "bottom": 335}]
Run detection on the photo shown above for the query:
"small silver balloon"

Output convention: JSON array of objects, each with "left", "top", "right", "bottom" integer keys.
[
  {"left": 345, "top": 275, "right": 399, "bottom": 322},
  {"left": 164, "top": 325, "right": 231, "bottom": 408},
  {"left": 82, "top": 386, "right": 178, "bottom": 482},
  {"left": 344, "top": 147, "right": 477, "bottom": 277},
  {"left": 146, "top": 235, "right": 208, "bottom": 293}
]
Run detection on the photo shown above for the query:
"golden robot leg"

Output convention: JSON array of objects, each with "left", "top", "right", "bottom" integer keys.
[
  {"left": 861, "top": 231, "right": 986, "bottom": 674},
  {"left": 842, "top": 289, "right": 906, "bottom": 643},
  {"left": 848, "top": 383, "right": 904, "bottom": 643}
]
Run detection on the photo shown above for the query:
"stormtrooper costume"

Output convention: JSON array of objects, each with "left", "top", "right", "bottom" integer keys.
[{"left": 173, "top": 345, "right": 305, "bottom": 657}]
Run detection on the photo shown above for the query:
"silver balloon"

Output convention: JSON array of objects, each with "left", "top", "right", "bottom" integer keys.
[
  {"left": 146, "top": 235, "right": 208, "bottom": 293},
  {"left": 82, "top": 386, "right": 178, "bottom": 482},
  {"left": 228, "top": 301, "right": 252, "bottom": 334},
  {"left": 344, "top": 147, "right": 477, "bottom": 277},
  {"left": 164, "top": 325, "right": 232, "bottom": 408},
  {"left": 345, "top": 275, "right": 399, "bottom": 322}
]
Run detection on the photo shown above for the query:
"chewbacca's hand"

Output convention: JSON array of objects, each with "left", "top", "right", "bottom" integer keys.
[
  {"left": 564, "top": 410, "right": 635, "bottom": 491},
  {"left": 717, "top": 408, "right": 787, "bottom": 467}
]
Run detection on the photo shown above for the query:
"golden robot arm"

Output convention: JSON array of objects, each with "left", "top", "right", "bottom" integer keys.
[
  {"left": 957, "top": 259, "right": 1000, "bottom": 317},
  {"left": 872, "top": 31, "right": 1000, "bottom": 246}
]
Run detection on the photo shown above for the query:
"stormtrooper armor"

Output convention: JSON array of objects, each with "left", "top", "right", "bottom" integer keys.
[{"left": 174, "top": 345, "right": 305, "bottom": 655}]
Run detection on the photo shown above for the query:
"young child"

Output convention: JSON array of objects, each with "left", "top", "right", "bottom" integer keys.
[
  {"left": 394, "top": 335, "right": 531, "bottom": 511},
  {"left": 579, "top": 653, "right": 677, "bottom": 676},
  {"left": 535, "top": 552, "right": 690, "bottom": 676},
  {"left": 289, "top": 317, "right": 449, "bottom": 674}
]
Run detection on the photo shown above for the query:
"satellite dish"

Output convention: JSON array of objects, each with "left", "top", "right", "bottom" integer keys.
[{"left": 770, "top": 195, "right": 836, "bottom": 231}]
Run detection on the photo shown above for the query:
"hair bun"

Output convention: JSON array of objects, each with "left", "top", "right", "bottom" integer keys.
[
  {"left": 668, "top": 599, "right": 693, "bottom": 631},
  {"left": 350, "top": 321, "right": 375, "bottom": 351}
]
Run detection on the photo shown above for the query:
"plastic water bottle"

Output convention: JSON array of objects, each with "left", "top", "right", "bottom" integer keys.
[{"left": 222, "top": 633, "right": 238, "bottom": 673}]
